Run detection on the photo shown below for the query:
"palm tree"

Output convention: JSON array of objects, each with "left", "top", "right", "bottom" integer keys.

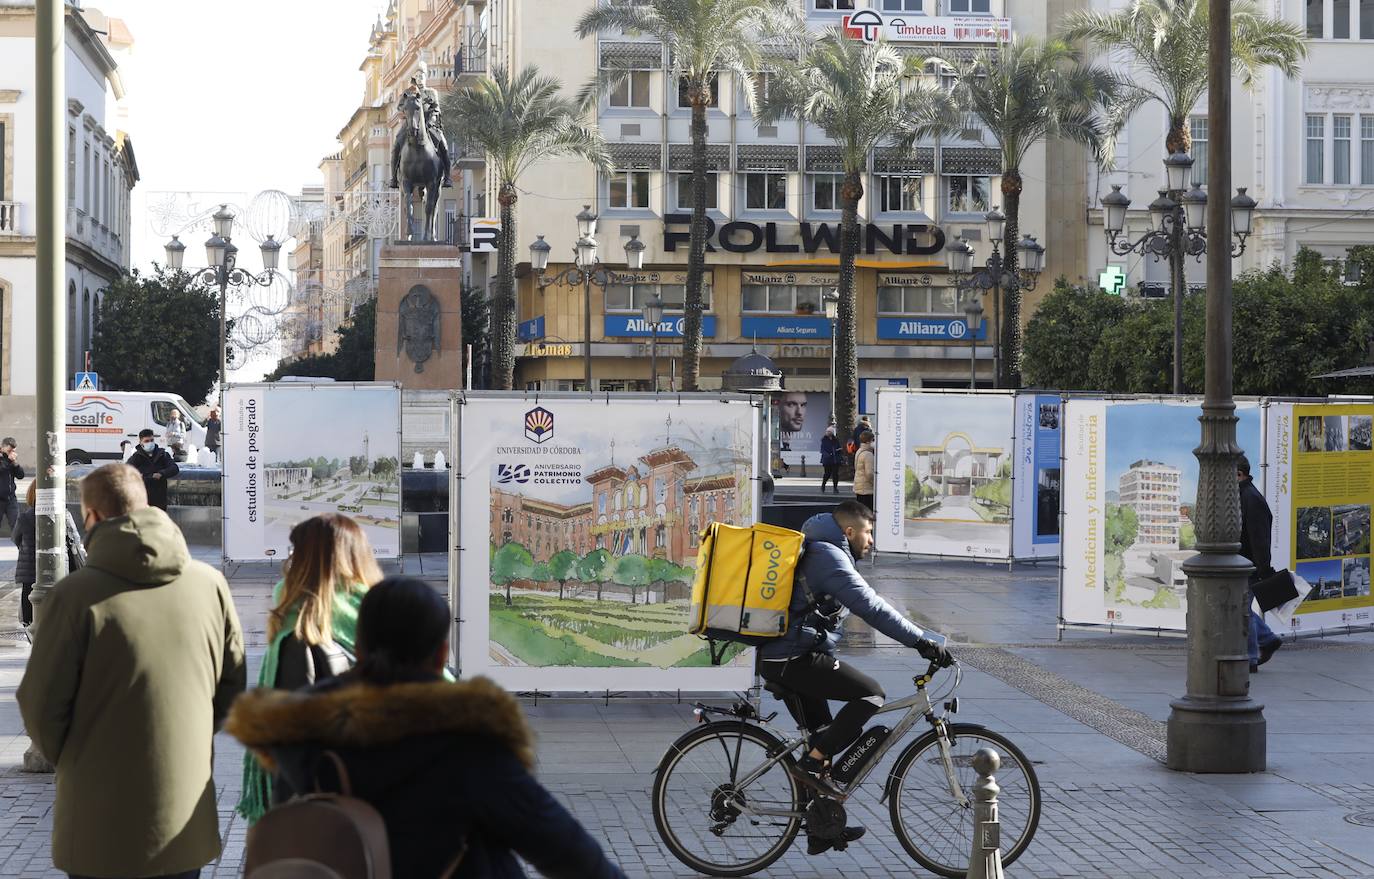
[
  {"left": 1062, "top": 0, "right": 1305, "bottom": 393},
  {"left": 444, "top": 65, "right": 610, "bottom": 390},
  {"left": 757, "top": 31, "right": 954, "bottom": 434},
  {"left": 576, "top": 0, "right": 799, "bottom": 392},
  {"left": 935, "top": 37, "right": 1123, "bottom": 388}
]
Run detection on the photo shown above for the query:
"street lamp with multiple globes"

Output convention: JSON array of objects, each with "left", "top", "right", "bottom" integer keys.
[
  {"left": 1101, "top": 152, "right": 1257, "bottom": 393},
  {"left": 641, "top": 291, "right": 665, "bottom": 391},
  {"left": 529, "top": 206, "right": 646, "bottom": 391},
  {"left": 164, "top": 204, "right": 282, "bottom": 404},
  {"left": 944, "top": 208, "right": 1044, "bottom": 387},
  {"left": 822, "top": 289, "right": 840, "bottom": 425}
]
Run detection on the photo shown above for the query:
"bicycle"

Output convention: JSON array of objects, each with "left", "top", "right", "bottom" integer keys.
[{"left": 652, "top": 659, "right": 1041, "bottom": 877}]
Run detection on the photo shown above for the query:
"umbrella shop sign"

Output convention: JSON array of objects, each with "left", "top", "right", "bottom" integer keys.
[
  {"left": 662, "top": 214, "right": 946, "bottom": 256},
  {"left": 841, "top": 10, "right": 1012, "bottom": 44}
]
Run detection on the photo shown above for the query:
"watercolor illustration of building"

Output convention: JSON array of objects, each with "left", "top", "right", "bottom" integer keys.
[{"left": 1119, "top": 459, "right": 1181, "bottom": 548}]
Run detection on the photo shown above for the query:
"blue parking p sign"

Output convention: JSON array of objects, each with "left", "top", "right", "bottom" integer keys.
[{"left": 74, "top": 371, "right": 99, "bottom": 391}]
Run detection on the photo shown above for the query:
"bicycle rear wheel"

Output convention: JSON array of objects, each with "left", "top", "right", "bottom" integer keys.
[
  {"left": 652, "top": 721, "right": 803, "bottom": 877},
  {"left": 887, "top": 724, "right": 1041, "bottom": 878}
]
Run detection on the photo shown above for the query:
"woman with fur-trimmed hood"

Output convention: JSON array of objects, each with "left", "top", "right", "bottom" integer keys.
[{"left": 227, "top": 576, "right": 626, "bottom": 879}]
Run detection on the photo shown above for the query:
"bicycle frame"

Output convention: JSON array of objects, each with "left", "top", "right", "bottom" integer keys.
[{"left": 715, "top": 666, "right": 969, "bottom": 821}]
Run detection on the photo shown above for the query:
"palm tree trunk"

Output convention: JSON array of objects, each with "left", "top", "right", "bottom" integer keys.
[
  {"left": 836, "top": 172, "right": 863, "bottom": 435},
  {"left": 1001, "top": 168, "right": 1023, "bottom": 389},
  {"left": 682, "top": 82, "right": 710, "bottom": 392},
  {"left": 494, "top": 181, "right": 519, "bottom": 390}
]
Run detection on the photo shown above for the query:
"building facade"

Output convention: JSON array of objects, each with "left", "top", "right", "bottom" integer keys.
[
  {"left": 0, "top": 1, "right": 138, "bottom": 452},
  {"left": 1118, "top": 459, "right": 1181, "bottom": 548},
  {"left": 1081, "top": 0, "right": 1374, "bottom": 296}
]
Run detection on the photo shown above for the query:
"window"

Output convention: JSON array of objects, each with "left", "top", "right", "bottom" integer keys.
[
  {"left": 677, "top": 73, "right": 719, "bottom": 109},
  {"left": 0, "top": 121, "right": 5, "bottom": 201},
  {"left": 1364, "top": 0, "right": 1374, "bottom": 38},
  {"left": 66, "top": 127, "right": 75, "bottom": 205},
  {"left": 810, "top": 173, "right": 843, "bottom": 212},
  {"left": 742, "top": 282, "right": 825, "bottom": 314},
  {"left": 1363, "top": 116, "right": 1374, "bottom": 185},
  {"left": 1190, "top": 116, "right": 1208, "bottom": 183},
  {"left": 745, "top": 172, "right": 788, "bottom": 210},
  {"left": 605, "top": 281, "right": 712, "bottom": 311},
  {"left": 674, "top": 171, "right": 718, "bottom": 210},
  {"left": 876, "top": 174, "right": 924, "bottom": 213},
  {"left": 1306, "top": 114, "right": 1325, "bottom": 184},
  {"left": 1335, "top": 0, "right": 1351, "bottom": 38},
  {"left": 81, "top": 288, "right": 90, "bottom": 353},
  {"left": 813, "top": 0, "right": 855, "bottom": 8},
  {"left": 607, "top": 169, "right": 650, "bottom": 209},
  {"left": 877, "top": 284, "right": 961, "bottom": 315},
  {"left": 66, "top": 283, "right": 76, "bottom": 377},
  {"left": 83, "top": 140, "right": 91, "bottom": 210},
  {"left": 948, "top": 0, "right": 990, "bottom": 12},
  {"left": 946, "top": 174, "right": 990, "bottom": 213},
  {"left": 609, "top": 70, "right": 651, "bottom": 108},
  {"left": 883, "top": 0, "right": 922, "bottom": 9},
  {"left": 1334, "top": 115, "right": 1353, "bottom": 184}
]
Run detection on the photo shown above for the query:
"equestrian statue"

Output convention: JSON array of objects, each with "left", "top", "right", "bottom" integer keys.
[{"left": 388, "top": 60, "right": 453, "bottom": 241}]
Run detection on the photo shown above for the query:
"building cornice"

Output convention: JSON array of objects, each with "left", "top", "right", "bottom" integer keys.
[
  {"left": 0, "top": 89, "right": 20, "bottom": 104},
  {"left": 0, "top": 237, "right": 37, "bottom": 258}
]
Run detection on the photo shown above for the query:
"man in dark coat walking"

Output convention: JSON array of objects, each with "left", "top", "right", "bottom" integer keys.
[
  {"left": 127, "top": 429, "right": 179, "bottom": 511},
  {"left": 1239, "top": 456, "right": 1282, "bottom": 672},
  {"left": 0, "top": 436, "right": 24, "bottom": 539}
]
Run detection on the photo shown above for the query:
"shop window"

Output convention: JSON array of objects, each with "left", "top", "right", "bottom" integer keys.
[
  {"left": 883, "top": 0, "right": 922, "bottom": 9},
  {"left": 876, "top": 174, "right": 924, "bottom": 213},
  {"left": 948, "top": 0, "right": 990, "bottom": 11},
  {"left": 877, "top": 284, "right": 962, "bottom": 315},
  {"left": 607, "top": 169, "right": 651, "bottom": 209},
  {"left": 810, "top": 173, "right": 844, "bottom": 212},
  {"left": 605, "top": 281, "right": 712, "bottom": 312},
  {"left": 744, "top": 171, "right": 788, "bottom": 210},
  {"left": 673, "top": 171, "right": 719, "bottom": 210},
  {"left": 742, "top": 283, "right": 825, "bottom": 314}
]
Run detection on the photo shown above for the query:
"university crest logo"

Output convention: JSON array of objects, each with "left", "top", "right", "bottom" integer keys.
[{"left": 524, "top": 406, "right": 554, "bottom": 444}]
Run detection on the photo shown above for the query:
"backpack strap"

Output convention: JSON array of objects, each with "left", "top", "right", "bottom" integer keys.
[
  {"left": 438, "top": 837, "right": 469, "bottom": 879},
  {"left": 315, "top": 750, "right": 353, "bottom": 797}
]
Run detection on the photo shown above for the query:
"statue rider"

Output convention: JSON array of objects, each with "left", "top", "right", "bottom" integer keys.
[{"left": 388, "top": 59, "right": 453, "bottom": 189}]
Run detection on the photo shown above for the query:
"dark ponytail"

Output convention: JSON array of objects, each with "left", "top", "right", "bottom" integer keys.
[{"left": 355, "top": 576, "right": 451, "bottom": 683}]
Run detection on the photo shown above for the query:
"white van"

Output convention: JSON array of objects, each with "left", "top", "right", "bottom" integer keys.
[{"left": 65, "top": 391, "right": 208, "bottom": 465}]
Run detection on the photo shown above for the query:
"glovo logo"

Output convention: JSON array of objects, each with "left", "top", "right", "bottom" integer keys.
[{"left": 758, "top": 539, "right": 785, "bottom": 599}]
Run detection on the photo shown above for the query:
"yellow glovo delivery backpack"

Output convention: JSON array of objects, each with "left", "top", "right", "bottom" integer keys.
[{"left": 688, "top": 522, "right": 808, "bottom": 665}]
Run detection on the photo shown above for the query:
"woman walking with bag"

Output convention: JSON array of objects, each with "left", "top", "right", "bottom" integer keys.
[
  {"left": 236, "top": 512, "right": 383, "bottom": 823},
  {"left": 12, "top": 481, "right": 87, "bottom": 628}
]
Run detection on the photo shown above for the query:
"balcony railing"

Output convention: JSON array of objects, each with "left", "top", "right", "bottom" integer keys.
[
  {"left": 0, "top": 201, "right": 18, "bottom": 235},
  {"left": 454, "top": 26, "right": 488, "bottom": 77}
]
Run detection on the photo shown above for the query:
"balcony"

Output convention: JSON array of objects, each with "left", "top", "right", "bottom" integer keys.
[
  {"left": 452, "top": 136, "right": 486, "bottom": 170},
  {"left": 0, "top": 201, "right": 19, "bottom": 235},
  {"left": 453, "top": 26, "right": 488, "bottom": 81}
]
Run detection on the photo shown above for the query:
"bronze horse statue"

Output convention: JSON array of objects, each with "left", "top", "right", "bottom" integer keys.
[{"left": 397, "top": 90, "right": 445, "bottom": 241}]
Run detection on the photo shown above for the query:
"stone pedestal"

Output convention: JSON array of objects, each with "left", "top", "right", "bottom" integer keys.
[{"left": 375, "top": 242, "right": 464, "bottom": 389}]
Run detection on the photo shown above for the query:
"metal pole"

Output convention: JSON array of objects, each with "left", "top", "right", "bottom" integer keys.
[
  {"left": 650, "top": 325, "right": 657, "bottom": 392},
  {"left": 583, "top": 272, "right": 593, "bottom": 392},
  {"left": 829, "top": 317, "right": 837, "bottom": 424},
  {"left": 967, "top": 748, "right": 1005, "bottom": 879},
  {"left": 218, "top": 269, "right": 228, "bottom": 405},
  {"left": 1166, "top": 0, "right": 1266, "bottom": 772},
  {"left": 31, "top": 0, "right": 67, "bottom": 622},
  {"left": 1169, "top": 210, "right": 1185, "bottom": 394},
  {"left": 990, "top": 255, "right": 1002, "bottom": 389},
  {"left": 970, "top": 333, "right": 977, "bottom": 390}
]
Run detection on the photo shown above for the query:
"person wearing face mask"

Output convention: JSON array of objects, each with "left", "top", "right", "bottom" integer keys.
[
  {"left": 127, "top": 428, "right": 179, "bottom": 511},
  {"left": 17, "top": 463, "right": 246, "bottom": 879}
]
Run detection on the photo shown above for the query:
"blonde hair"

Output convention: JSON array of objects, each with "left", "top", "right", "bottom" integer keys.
[
  {"left": 80, "top": 463, "right": 148, "bottom": 518},
  {"left": 268, "top": 513, "right": 383, "bottom": 644}
]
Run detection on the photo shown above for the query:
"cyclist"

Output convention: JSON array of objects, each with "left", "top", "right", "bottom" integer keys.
[{"left": 757, "top": 500, "right": 953, "bottom": 854}]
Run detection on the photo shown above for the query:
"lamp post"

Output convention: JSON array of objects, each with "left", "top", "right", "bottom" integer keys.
[
  {"left": 945, "top": 211, "right": 1044, "bottom": 387},
  {"left": 164, "top": 204, "right": 282, "bottom": 404},
  {"left": 1101, "top": 156, "right": 1256, "bottom": 394},
  {"left": 1164, "top": 0, "right": 1267, "bottom": 773},
  {"left": 530, "top": 207, "right": 646, "bottom": 392},
  {"left": 822, "top": 289, "right": 840, "bottom": 424},
  {"left": 963, "top": 294, "right": 985, "bottom": 390},
  {"left": 642, "top": 292, "right": 664, "bottom": 392}
]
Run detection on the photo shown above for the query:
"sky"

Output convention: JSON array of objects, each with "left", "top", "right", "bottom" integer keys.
[
  {"left": 100, "top": 0, "right": 386, "bottom": 377},
  {"left": 908, "top": 394, "right": 1015, "bottom": 451},
  {"left": 1105, "top": 401, "right": 1263, "bottom": 503},
  {"left": 264, "top": 386, "right": 399, "bottom": 464}
]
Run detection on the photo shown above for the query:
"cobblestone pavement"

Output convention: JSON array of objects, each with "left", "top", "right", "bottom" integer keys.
[{"left": 1, "top": 548, "right": 1373, "bottom": 877}]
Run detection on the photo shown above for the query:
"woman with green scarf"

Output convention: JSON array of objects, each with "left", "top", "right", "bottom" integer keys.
[{"left": 236, "top": 513, "right": 382, "bottom": 823}]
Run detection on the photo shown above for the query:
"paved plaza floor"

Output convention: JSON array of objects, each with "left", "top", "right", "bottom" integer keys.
[{"left": 0, "top": 543, "right": 1372, "bottom": 878}]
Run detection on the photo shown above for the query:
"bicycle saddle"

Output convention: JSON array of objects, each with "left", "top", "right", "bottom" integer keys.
[{"left": 762, "top": 680, "right": 800, "bottom": 700}]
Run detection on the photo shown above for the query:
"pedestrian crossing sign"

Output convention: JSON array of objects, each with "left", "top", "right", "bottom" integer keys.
[{"left": 75, "top": 371, "right": 99, "bottom": 391}]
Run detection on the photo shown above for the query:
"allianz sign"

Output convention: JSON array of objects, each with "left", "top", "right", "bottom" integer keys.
[{"left": 604, "top": 315, "right": 719, "bottom": 338}]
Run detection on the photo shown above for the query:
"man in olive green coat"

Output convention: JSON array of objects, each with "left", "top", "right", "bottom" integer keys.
[{"left": 17, "top": 463, "right": 246, "bottom": 879}]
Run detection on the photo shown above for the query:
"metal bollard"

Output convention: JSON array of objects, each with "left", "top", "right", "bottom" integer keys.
[{"left": 967, "top": 747, "right": 1005, "bottom": 879}]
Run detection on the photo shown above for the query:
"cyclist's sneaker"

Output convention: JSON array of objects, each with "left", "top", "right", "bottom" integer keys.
[
  {"left": 796, "top": 752, "right": 828, "bottom": 777},
  {"left": 807, "top": 826, "right": 866, "bottom": 856}
]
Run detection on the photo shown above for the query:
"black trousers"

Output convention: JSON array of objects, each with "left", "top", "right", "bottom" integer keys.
[
  {"left": 855, "top": 493, "right": 875, "bottom": 512},
  {"left": 20, "top": 581, "right": 33, "bottom": 626},
  {"left": 759, "top": 653, "right": 885, "bottom": 758},
  {"left": 821, "top": 463, "right": 840, "bottom": 491}
]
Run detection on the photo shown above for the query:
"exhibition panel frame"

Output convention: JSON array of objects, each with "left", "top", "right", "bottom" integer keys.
[{"left": 450, "top": 391, "right": 762, "bottom": 693}]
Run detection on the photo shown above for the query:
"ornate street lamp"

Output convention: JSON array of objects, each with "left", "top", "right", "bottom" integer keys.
[
  {"left": 963, "top": 294, "right": 985, "bottom": 390},
  {"left": 530, "top": 208, "right": 645, "bottom": 392},
  {"left": 642, "top": 291, "right": 665, "bottom": 392},
  {"left": 946, "top": 215, "right": 1044, "bottom": 387}
]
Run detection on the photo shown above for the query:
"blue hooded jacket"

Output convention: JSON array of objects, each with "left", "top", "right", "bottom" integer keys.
[{"left": 758, "top": 513, "right": 928, "bottom": 660}]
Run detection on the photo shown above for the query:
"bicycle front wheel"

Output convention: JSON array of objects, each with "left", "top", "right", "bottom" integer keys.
[
  {"left": 652, "top": 721, "right": 803, "bottom": 877},
  {"left": 887, "top": 724, "right": 1041, "bottom": 878}
]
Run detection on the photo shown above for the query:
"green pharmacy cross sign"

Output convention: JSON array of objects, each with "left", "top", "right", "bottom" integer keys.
[{"left": 1098, "top": 265, "right": 1126, "bottom": 296}]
